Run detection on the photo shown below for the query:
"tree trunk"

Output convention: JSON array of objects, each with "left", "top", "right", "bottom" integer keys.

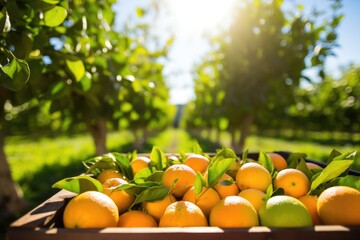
[
  {"left": 237, "top": 114, "right": 254, "bottom": 153},
  {"left": 230, "top": 128, "right": 237, "bottom": 152},
  {"left": 215, "top": 129, "right": 220, "bottom": 146},
  {"left": 133, "top": 129, "right": 144, "bottom": 150},
  {"left": 88, "top": 118, "right": 107, "bottom": 155},
  {"left": 0, "top": 131, "right": 28, "bottom": 217}
]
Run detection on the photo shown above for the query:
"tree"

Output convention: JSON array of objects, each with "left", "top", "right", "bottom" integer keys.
[
  {"left": 290, "top": 65, "right": 360, "bottom": 135},
  {"left": 33, "top": 0, "right": 173, "bottom": 155},
  {"left": 184, "top": 38, "right": 228, "bottom": 142},
  {"left": 0, "top": 0, "right": 171, "bottom": 217},
  {"left": 0, "top": 0, "right": 68, "bottom": 216},
  {"left": 190, "top": 0, "right": 342, "bottom": 152}
]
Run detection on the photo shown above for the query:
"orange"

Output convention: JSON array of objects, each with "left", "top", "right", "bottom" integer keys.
[
  {"left": 298, "top": 195, "right": 322, "bottom": 225},
  {"left": 159, "top": 201, "right": 208, "bottom": 227},
  {"left": 161, "top": 164, "right": 197, "bottom": 198},
  {"left": 209, "top": 196, "right": 259, "bottom": 228},
  {"left": 183, "top": 186, "right": 221, "bottom": 217},
  {"left": 211, "top": 173, "right": 239, "bottom": 199},
  {"left": 63, "top": 191, "right": 118, "bottom": 228},
  {"left": 130, "top": 156, "right": 151, "bottom": 175},
  {"left": 235, "top": 162, "right": 272, "bottom": 192},
  {"left": 274, "top": 168, "right": 310, "bottom": 198},
  {"left": 103, "top": 178, "right": 135, "bottom": 214},
  {"left": 97, "top": 169, "right": 125, "bottom": 184},
  {"left": 184, "top": 154, "right": 210, "bottom": 173},
  {"left": 306, "top": 162, "right": 322, "bottom": 169},
  {"left": 118, "top": 210, "right": 157, "bottom": 227},
  {"left": 142, "top": 194, "right": 176, "bottom": 222},
  {"left": 267, "top": 152, "right": 287, "bottom": 171},
  {"left": 317, "top": 186, "right": 360, "bottom": 225},
  {"left": 259, "top": 195, "right": 312, "bottom": 227},
  {"left": 238, "top": 188, "right": 266, "bottom": 212}
]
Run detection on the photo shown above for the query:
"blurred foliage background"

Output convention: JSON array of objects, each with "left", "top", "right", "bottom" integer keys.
[{"left": 1, "top": 0, "right": 360, "bottom": 237}]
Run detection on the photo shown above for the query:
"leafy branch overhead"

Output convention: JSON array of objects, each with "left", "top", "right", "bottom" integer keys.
[{"left": 0, "top": 0, "right": 68, "bottom": 90}]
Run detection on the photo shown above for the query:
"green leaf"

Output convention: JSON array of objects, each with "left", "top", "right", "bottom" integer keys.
[
  {"left": 84, "top": 155, "right": 117, "bottom": 174},
  {"left": 333, "top": 151, "right": 357, "bottom": 161},
  {"left": 258, "top": 151, "right": 275, "bottom": 175},
  {"left": 264, "top": 184, "right": 274, "bottom": 201},
  {"left": 131, "top": 186, "right": 169, "bottom": 207},
  {"left": 114, "top": 183, "right": 137, "bottom": 191},
  {"left": 214, "top": 147, "right": 238, "bottom": 161},
  {"left": 242, "top": 149, "right": 249, "bottom": 164},
  {"left": 41, "top": 0, "right": 61, "bottom": 4},
  {"left": 43, "top": 6, "right": 67, "bottom": 27},
  {"left": 111, "top": 153, "right": 133, "bottom": 180},
  {"left": 52, "top": 175, "right": 103, "bottom": 194},
  {"left": 150, "top": 146, "right": 167, "bottom": 170},
  {"left": 218, "top": 179, "right": 235, "bottom": 186},
  {"left": 136, "top": 7, "right": 145, "bottom": 17},
  {"left": 287, "top": 152, "right": 307, "bottom": 169},
  {"left": 66, "top": 57, "right": 85, "bottom": 82},
  {"left": 310, "top": 160, "right": 354, "bottom": 192},
  {"left": 112, "top": 183, "right": 143, "bottom": 198},
  {"left": 194, "top": 172, "right": 206, "bottom": 195},
  {"left": 337, "top": 175, "right": 360, "bottom": 190},
  {"left": 80, "top": 73, "right": 91, "bottom": 91},
  {"left": 192, "top": 141, "right": 204, "bottom": 155},
  {"left": 208, "top": 157, "right": 235, "bottom": 187},
  {"left": 352, "top": 152, "right": 360, "bottom": 172},
  {"left": 296, "top": 158, "right": 313, "bottom": 180},
  {"left": 327, "top": 149, "right": 342, "bottom": 163},
  {"left": 1, "top": 57, "right": 30, "bottom": 91},
  {"left": 134, "top": 167, "right": 152, "bottom": 181},
  {"left": 52, "top": 82, "right": 65, "bottom": 95},
  {"left": 0, "top": 7, "right": 11, "bottom": 34},
  {"left": 271, "top": 188, "right": 285, "bottom": 197},
  {"left": 144, "top": 171, "right": 164, "bottom": 183}
]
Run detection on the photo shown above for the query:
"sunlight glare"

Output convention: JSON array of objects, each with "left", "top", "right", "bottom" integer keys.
[{"left": 167, "top": 0, "right": 236, "bottom": 35}]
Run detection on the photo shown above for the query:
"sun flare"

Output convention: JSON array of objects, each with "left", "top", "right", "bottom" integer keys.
[{"left": 166, "top": 0, "right": 236, "bottom": 34}]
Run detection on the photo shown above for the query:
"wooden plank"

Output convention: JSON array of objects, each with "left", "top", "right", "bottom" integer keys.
[
  {"left": 7, "top": 225, "right": 360, "bottom": 240},
  {"left": 9, "top": 190, "right": 75, "bottom": 229}
]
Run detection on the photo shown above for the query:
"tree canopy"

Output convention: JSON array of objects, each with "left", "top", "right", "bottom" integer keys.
[{"left": 185, "top": 0, "right": 343, "bottom": 152}]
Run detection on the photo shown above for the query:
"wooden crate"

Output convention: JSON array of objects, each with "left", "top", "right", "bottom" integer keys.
[{"left": 6, "top": 152, "right": 360, "bottom": 240}]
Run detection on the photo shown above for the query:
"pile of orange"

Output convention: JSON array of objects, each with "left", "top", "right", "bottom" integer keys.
[{"left": 60, "top": 149, "right": 360, "bottom": 229}]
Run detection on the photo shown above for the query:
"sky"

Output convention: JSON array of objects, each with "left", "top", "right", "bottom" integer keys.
[{"left": 114, "top": 0, "right": 360, "bottom": 104}]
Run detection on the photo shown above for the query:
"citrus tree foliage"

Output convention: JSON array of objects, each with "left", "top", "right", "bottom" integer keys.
[
  {"left": 0, "top": 0, "right": 67, "bottom": 91},
  {"left": 1, "top": 0, "right": 172, "bottom": 155},
  {"left": 0, "top": 0, "right": 68, "bottom": 216},
  {"left": 286, "top": 65, "right": 360, "bottom": 134},
  {"left": 11, "top": 0, "right": 124, "bottom": 154},
  {"left": 117, "top": 26, "right": 174, "bottom": 146},
  {"left": 0, "top": 0, "right": 68, "bottom": 135},
  {"left": 184, "top": 40, "right": 227, "bottom": 139},
  {"left": 187, "top": 0, "right": 343, "bottom": 152}
]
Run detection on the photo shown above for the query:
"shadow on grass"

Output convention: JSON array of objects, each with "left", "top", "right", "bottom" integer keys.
[
  {"left": 187, "top": 133, "right": 223, "bottom": 152},
  {"left": 18, "top": 157, "right": 86, "bottom": 207},
  {"left": 108, "top": 142, "right": 154, "bottom": 154},
  {"left": 258, "top": 131, "right": 360, "bottom": 146},
  {"left": 15, "top": 139, "right": 159, "bottom": 208}
]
